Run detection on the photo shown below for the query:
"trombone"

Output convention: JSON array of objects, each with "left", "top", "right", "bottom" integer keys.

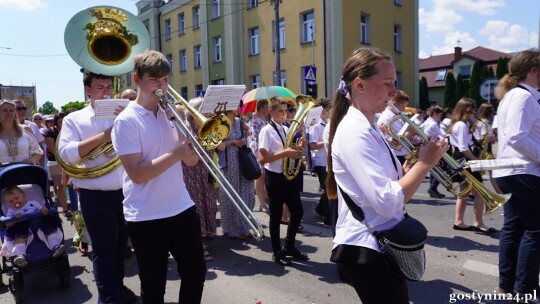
[
  {"left": 387, "top": 101, "right": 511, "bottom": 215},
  {"left": 156, "top": 87, "right": 264, "bottom": 241}
]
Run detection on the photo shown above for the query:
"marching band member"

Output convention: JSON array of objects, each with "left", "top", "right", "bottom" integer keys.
[
  {"left": 326, "top": 47, "right": 447, "bottom": 303},
  {"left": 58, "top": 72, "right": 136, "bottom": 303},
  {"left": 421, "top": 105, "right": 446, "bottom": 198},
  {"left": 377, "top": 90, "right": 411, "bottom": 165},
  {"left": 493, "top": 49, "right": 540, "bottom": 299}
]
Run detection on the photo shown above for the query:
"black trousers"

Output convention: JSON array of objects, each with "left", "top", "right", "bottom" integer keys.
[
  {"left": 128, "top": 206, "right": 206, "bottom": 304},
  {"left": 265, "top": 169, "right": 303, "bottom": 254}
]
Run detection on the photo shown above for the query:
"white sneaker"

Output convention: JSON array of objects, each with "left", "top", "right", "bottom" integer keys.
[
  {"left": 53, "top": 245, "right": 66, "bottom": 258},
  {"left": 13, "top": 255, "right": 28, "bottom": 267}
]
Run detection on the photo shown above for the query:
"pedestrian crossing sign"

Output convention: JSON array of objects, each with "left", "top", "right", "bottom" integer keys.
[{"left": 304, "top": 66, "right": 317, "bottom": 81}]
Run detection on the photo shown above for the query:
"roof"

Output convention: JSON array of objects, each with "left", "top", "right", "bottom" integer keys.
[{"left": 419, "top": 46, "right": 511, "bottom": 71}]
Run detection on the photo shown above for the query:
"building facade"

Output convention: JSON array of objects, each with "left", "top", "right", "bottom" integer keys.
[
  {"left": 122, "top": 0, "right": 418, "bottom": 105},
  {"left": 0, "top": 84, "right": 37, "bottom": 112}
]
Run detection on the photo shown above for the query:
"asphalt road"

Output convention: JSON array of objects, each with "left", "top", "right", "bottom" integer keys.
[{"left": 0, "top": 172, "right": 520, "bottom": 304}]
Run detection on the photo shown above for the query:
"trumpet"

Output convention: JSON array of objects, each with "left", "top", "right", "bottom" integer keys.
[
  {"left": 156, "top": 88, "right": 264, "bottom": 240},
  {"left": 387, "top": 101, "right": 511, "bottom": 215}
]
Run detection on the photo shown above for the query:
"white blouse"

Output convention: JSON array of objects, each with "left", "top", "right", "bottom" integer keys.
[
  {"left": 0, "top": 130, "right": 43, "bottom": 164},
  {"left": 449, "top": 121, "right": 473, "bottom": 152}
]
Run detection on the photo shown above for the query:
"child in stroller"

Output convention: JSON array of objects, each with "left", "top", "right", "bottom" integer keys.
[{"left": 1, "top": 185, "right": 66, "bottom": 267}]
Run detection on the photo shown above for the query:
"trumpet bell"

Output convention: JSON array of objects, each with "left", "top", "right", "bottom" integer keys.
[{"left": 64, "top": 6, "right": 150, "bottom": 75}]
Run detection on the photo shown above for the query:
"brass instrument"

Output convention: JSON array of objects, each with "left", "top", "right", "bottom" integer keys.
[
  {"left": 156, "top": 89, "right": 264, "bottom": 240},
  {"left": 283, "top": 95, "right": 318, "bottom": 180},
  {"left": 387, "top": 101, "right": 511, "bottom": 215},
  {"left": 480, "top": 121, "right": 495, "bottom": 160},
  {"left": 57, "top": 6, "right": 150, "bottom": 178}
]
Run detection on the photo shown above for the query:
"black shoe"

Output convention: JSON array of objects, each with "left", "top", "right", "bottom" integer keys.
[
  {"left": 121, "top": 285, "right": 138, "bottom": 304},
  {"left": 281, "top": 246, "right": 309, "bottom": 261},
  {"left": 272, "top": 252, "right": 292, "bottom": 266},
  {"left": 427, "top": 189, "right": 445, "bottom": 198}
]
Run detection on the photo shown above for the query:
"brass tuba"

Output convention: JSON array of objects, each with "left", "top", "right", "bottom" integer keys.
[
  {"left": 387, "top": 101, "right": 511, "bottom": 215},
  {"left": 283, "top": 95, "right": 318, "bottom": 180},
  {"left": 479, "top": 121, "right": 495, "bottom": 161}
]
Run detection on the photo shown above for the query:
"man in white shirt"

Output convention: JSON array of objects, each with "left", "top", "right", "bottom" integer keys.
[
  {"left": 310, "top": 98, "right": 331, "bottom": 224},
  {"left": 112, "top": 50, "right": 205, "bottom": 303},
  {"left": 58, "top": 72, "right": 136, "bottom": 303},
  {"left": 377, "top": 90, "right": 410, "bottom": 165},
  {"left": 492, "top": 50, "right": 540, "bottom": 298},
  {"left": 259, "top": 98, "right": 308, "bottom": 266},
  {"left": 421, "top": 105, "right": 446, "bottom": 198}
]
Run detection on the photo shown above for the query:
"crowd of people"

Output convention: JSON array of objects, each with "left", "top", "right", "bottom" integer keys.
[{"left": 0, "top": 47, "right": 538, "bottom": 304}]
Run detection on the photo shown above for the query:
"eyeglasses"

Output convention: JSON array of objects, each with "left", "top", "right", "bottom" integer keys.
[
  {"left": 34, "top": 117, "right": 43, "bottom": 120},
  {"left": 16, "top": 107, "right": 27, "bottom": 111}
]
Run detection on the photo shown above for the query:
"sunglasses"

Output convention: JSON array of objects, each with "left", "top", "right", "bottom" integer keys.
[
  {"left": 16, "top": 107, "right": 27, "bottom": 111},
  {"left": 34, "top": 117, "right": 43, "bottom": 120}
]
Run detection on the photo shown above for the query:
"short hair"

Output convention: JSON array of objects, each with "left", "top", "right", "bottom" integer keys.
[
  {"left": 3, "top": 185, "right": 25, "bottom": 199},
  {"left": 427, "top": 105, "right": 443, "bottom": 116},
  {"left": 256, "top": 99, "right": 269, "bottom": 112},
  {"left": 53, "top": 112, "right": 66, "bottom": 128},
  {"left": 134, "top": 50, "right": 170, "bottom": 78},
  {"left": 393, "top": 90, "right": 410, "bottom": 104},
  {"left": 317, "top": 97, "right": 330, "bottom": 109},
  {"left": 269, "top": 97, "right": 287, "bottom": 110},
  {"left": 83, "top": 71, "right": 113, "bottom": 87},
  {"left": 120, "top": 89, "right": 137, "bottom": 100}
]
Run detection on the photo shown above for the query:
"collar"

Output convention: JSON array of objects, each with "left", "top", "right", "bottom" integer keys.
[
  {"left": 518, "top": 82, "right": 540, "bottom": 101},
  {"left": 129, "top": 100, "right": 165, "bottom": 116}
]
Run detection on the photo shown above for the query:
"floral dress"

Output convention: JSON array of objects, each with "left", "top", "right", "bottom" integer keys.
[
  {"left": 218, "top": 117, "right": 256, "bottom": 237},
  {"left": 248, "top": 115, "right": 267, "bottom": 162},
  {"left": 182, "top": 118, "right": 218, "bottom": 237}
]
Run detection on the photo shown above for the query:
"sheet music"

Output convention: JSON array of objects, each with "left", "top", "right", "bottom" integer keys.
[
  {"left": 94, "top": 99, "right": 130, "bottom": 120},
  {"left": 304, "top": 106, "right": 323, "bottom": 128},
  {"left": 468, "top": 158, "right": 529, "bottom": 172},
  {"left": 198, "top": 85, "right": 246, "bottom": 114},
  {"left": 398, "top": 114, "right": 419, "bottom": 136}
]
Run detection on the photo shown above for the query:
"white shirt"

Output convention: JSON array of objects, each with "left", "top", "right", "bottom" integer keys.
[
  {"left": 58, "top": 105, "right": 124, "bottom": 190},
  {"left": 449, "top": 121, "right": 473, "bottom": 152},
  {"left": 323, "top": 119, "right": 331, "bottom": 151},
  {"left": 472, "top": 119, "right": 488, "bottom": 141},
  {"left": 23, "top": 120, "right": 44, "bottom": 143},
  {"left": 377, "top": 108, "right": 407, "bottom": 156},
  {"left": 112, "top": 102, "right": 194, "bottom": 222},
  {"left": 421, "top": 117, "right": 444, "bottom": 139},
  {"left": 440, "top": 118, "right": 451, "bottom": 134},
  {"left": 309, "top": 118, "right": 327, "bottom": 167},
  {"left": 258, "top": 120, "right": 288, "bottom": 173},
  {"left": 332, "top": 106, "right": 405, "bottom": 252},
  {"left": 493, "top": 83, "right": 540, "bottom": 178}
]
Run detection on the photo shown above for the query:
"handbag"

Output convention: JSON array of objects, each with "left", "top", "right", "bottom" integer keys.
[
  {"left": 338, "top": 187, "right": 427, "bottom": 281},
  {"left": 237, "top": 121, "right": 262, "bottom": 180}
]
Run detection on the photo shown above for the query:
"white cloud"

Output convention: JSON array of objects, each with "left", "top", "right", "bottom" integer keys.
[
  {"left": 0, "top": 0, "right": 47, "bottom": 10},
  {"left": 430, "top": 31, "right": 477, "bottom": 55},
  {"left": 419, "top": 7, "right": 463, "bottom": 33},
  {"left": 433, "top": 0, "right": 505, "bottom": 16},
  {"left": 419, "top": 50, "right": 430, "bottom": 59},
  {"left": 480, "top": 20, "right": 538, "bottom": 52}
]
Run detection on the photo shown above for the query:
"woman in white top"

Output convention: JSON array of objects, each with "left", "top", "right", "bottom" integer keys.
[
  {"left": 448, "top": 98, "right": 495, "bottom": 234},
  {"left": 326, "top": 47, "right": 447, "bottom": 303}
]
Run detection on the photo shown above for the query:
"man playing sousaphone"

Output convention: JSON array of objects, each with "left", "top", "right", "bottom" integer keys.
[{"left": 58, "top": 71, "right": 136, "bottom": 303}]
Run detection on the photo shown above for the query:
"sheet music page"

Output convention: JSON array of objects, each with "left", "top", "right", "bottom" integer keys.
[
  {"left": 94, "top": 99, "right": 130, "bottom": 120},
  {"left": 198, "top": 85, "right": 246, "bottom": 114},
  {"left": 304, "top": 106, "right": 323, "bottom": 129},
  {"left": 468, "top": 158, "right": 529, "bottom": 171}
]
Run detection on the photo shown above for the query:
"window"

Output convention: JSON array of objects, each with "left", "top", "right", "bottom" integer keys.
[
  {"left": 394, "top": 0, "right": 402, "bottom": 5},
  {"left": 212, "top": 0, "right": 220, "bottom": 19},
  {"left": 247, "top": 0, "right": 258, "bottom": 9},
  {"left": 12, "top": 89, "right": 22, "bottom": 94},
  {"left": 249, "top": 27, "right": 260, "bottom": 55},
  {"left": 394, "top": 25, "right": 402, "bottom": 52},
  {"left": 195, "top": 84, "right": 203, "bottom": 96},
  {"left": 193, "top": 6, "right": 200, "bottom": 29},
  {"left": 459, "top": 65, "right": 472, "bottom": 78},
  {"left": 213, "top": 79, "right": 225, "bottom": 85},
  {"left": 23, "top": 89, "right": 33, "bottom": 94},
  {"left": 126, "top": 72, "right": 132, "bottom": 86},
  {"left": 396, "top": 71, "right": 402, "bottom": 89},
  {"left": 165, "top": 19, "right": 171, "bottom": 40},
  {"left": 178, "top": 13, "right": 185, "bottom": 35},
  {"left": 194, "top": 45, "right": 202, "bottom": 68},
  {"left": 179, "top": 50, "right": 187, "bottom": 72},
  {"left": 279, "top": 70, "right": 286, "bottom": 87},
  {"left": 436, "top": 69, "right": 447, "bottom": 81},
  {"left": 180, "top": 87, "right": 188, "bottom": 100},
  {"left": 166, "top": 54, "right": 173, "bottom": 75},
  {"left": 213, "top": 36, "right": 222, "bottom": 62},
  {"left": 0, "top": 88, "right": 9, "bottom": 93},
  {"left": 250, "top": 75, "right": 260, "bottom": 89},
  {"left": 272, "top": 20, "right": 286, "bottom": 50},
  {"left": 302, "top": 11, "right": 314, "bottom": 43},
  {"left": 360, "top": 14, "right": 371, "bottom": 44}
]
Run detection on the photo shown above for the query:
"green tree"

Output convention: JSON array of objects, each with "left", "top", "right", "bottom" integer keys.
[
  {"left": 419, "top": 77, "right": 430, "bottom": 110},
  {"left": 444, "top": 72, "right": 456, "bottom": 108},
  {"left": 455, "top": 74, "right": 465, "bottom": 100},
  {"left": 462, "top": 80, "right": 470, "bottom": 99},
  {"left": 37, "top": 101, "right": 58, "bottom": 115},
  {"left": 61, "top": 101, "right": 86, "bottom": 114},
  {"left": 488, "top": 66, "right": 495, "bottom": 78},
  {"left": 468, "top": 62, "right": 483, "bottom": 106},
  {"left": 496, "top": 57, "right": 509, "bottom": 79}
]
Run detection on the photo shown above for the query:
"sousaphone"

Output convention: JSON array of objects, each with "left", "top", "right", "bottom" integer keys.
[{"left": 57, "top": 6, "right": 149, "bottom": 178}]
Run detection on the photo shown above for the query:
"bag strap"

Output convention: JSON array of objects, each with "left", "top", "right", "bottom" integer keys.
[
  {"left": 338, "top": 186, "right": 374, "bottom": 232},
  {"left": 517, "top": 84, "right": 540, "bottom": 105},
  {"left": 269, "top": 120, "right": 285, "bottom": 146}
]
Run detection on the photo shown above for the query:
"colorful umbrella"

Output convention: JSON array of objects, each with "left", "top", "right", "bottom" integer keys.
[
  {"left": 241, "top": 86, "right": 297, "bottom": 103},
  {"left": 240, "top": 100, "right": 258, "bottom": 113}
]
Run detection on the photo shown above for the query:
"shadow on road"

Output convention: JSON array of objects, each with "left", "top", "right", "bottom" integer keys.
[{"left": 427, "top": 235, "right": 499, "bottom": 253}]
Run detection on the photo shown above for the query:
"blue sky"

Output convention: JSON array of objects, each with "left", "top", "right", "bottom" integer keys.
[{"left": 0, "top": 0, "right": 539, "bottom": 110}]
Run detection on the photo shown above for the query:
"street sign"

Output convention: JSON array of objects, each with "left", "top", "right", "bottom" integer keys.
[
  {"left": 480, "top": 78, "right": 498, "bottom": 103},
  {"left": 304, "top": 66, "right": 316, "bottom": 82}
]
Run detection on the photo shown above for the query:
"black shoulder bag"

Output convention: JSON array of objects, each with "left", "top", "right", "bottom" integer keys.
[{"left": 237, "top": 120, "right": 262, "bottom": 180}]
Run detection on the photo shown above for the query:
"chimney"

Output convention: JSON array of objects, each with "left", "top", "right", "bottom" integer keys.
[{"left": 454, "top": 46, "right": 462, "bottom": 61}]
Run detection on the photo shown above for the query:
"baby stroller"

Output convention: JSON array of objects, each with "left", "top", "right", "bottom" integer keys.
[{"left": 0, "top": 163, "right": 70, "bottom": 303}]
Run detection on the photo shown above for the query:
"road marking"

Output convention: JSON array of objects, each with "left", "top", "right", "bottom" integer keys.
[{"left": 463, "top": 259, "right": 498, "bottom": 277}]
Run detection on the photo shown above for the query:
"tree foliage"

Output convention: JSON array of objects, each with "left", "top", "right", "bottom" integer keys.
[
  {"left": 37, "top": 101, "right": 58, "bottom": 115},
  {"left": 455, "top": 74, "right": 466, "bottom": 101},
  {"left": 444, "top": 72, "right": 456, "bottom": 108},
  {"left": 496, "top": 57, "right": 509, "bottom": 79},
  {"left": 419, "top": 77, "right": 430, "bottom": 110},
  {"left": 61, "top": 101, "right": 86, "bottom": 114},
  {"left": 468, "top": 62, "right": 483, "bottom": 106}
]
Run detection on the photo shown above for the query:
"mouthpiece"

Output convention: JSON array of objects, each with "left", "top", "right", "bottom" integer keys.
[
  {"left": 103, "top": 95, "right": 111, "bottom": 100},
  {"left": 155, "top": 89, "right": 164, "bottom": 97}
]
